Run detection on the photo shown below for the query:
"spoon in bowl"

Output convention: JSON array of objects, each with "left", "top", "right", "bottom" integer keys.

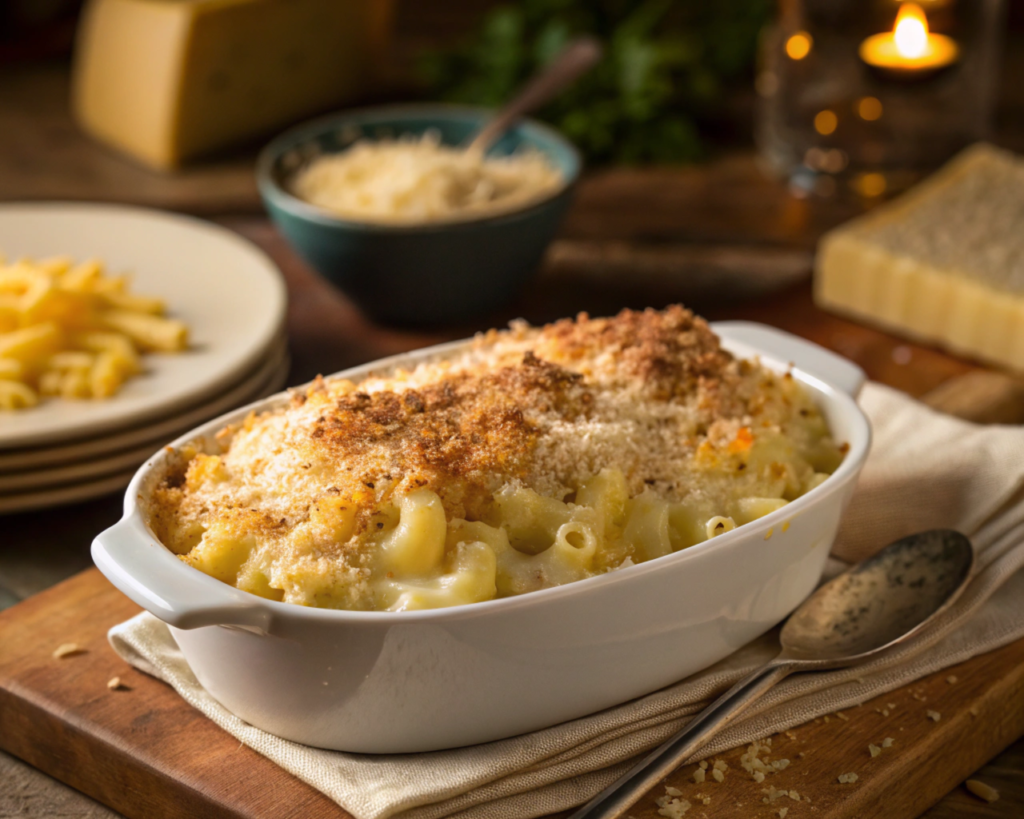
[
  {"left": 465, "top": 36, "right": 603, "bottom": 156},
  {"left": 569, "top": 528, "right": 975, "bottom": 819}
]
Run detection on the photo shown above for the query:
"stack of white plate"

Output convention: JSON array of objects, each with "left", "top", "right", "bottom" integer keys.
[{"left": 0, "top": 204, "right": 291, "bottom": 514}]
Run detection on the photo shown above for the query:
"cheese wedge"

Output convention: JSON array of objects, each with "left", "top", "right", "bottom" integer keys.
[
  {"left": 815, "top": 144, "right": 1024, "bottom": 370},
  {"left": 72, "top": 0, "right": 391, "bottom": 170}
]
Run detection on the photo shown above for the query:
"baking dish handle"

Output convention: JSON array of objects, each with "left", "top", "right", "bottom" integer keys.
[
  {"left": 712, "top": 321, "right": 866, "bottom": 398},
  {"left": 92, "top": 516, "right": 274, "bottom": 632}
]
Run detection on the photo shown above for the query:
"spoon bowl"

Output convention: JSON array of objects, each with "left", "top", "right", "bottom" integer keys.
[
  {"left": 570, "top": 528, "right": 976, "bottom": 819},
  {"left": 781, "top": 529, "right": 974, "bottom": 663}
]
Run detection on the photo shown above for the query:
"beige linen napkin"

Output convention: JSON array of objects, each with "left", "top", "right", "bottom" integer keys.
[{"left": 109, "top": 382, "right": 1024, "bottom": 819}]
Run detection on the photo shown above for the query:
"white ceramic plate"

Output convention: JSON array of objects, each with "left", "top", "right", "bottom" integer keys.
[
  {"left": 0, "top": 337, "right": 288, "bottom": 474},
  {"left": 0, "top": 343, "right": 289, "bottom": 486},
  {"left": 0, "top": 441, "right": 180, "bottom": 494},
  {"left": 0, "top": 348, "right": 289, "bottom": 491},
  {"left": 0, "top": 203, "right": 287, "bottom": 449},
  {"left": 0, "top": 469, "right": 141, "bottom": 516},
  {"left": 0, "top": 355, "right": 291, "bottom": 514}
]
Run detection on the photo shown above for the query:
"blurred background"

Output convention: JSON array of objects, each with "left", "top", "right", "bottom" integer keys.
[
  {"left": 3, "top": 0, "right": 1022, "bottom": 164},
  {"left": 1, "top": 0, "right": 1023, "bottom": 387}
]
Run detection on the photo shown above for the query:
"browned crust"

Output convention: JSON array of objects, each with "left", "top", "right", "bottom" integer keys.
[
  {"left": 536, "top": 305, "right": 732, "bottom": 397},
  {"left": 152, "top": 306, "right": 747, "bottom": 539},
  {"left": 303, "top": 354, "right": 588, "bottom": 490}
]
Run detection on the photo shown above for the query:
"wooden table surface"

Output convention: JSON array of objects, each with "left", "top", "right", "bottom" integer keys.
[{"left": 2, "top": 58, "right": 1024, "bottom": 818}]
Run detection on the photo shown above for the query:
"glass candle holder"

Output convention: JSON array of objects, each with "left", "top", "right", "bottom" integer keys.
[{"left": 756, "top": 0, "right": 1006, "bottom": 198}]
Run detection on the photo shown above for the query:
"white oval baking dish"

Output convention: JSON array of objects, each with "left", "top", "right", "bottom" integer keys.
[{"left": 92, "top": 322, "right": 871, "bottom": 753}]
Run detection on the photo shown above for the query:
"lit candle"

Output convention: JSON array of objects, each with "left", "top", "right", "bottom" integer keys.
[{"left": 859, "top": 3, "right": 959, "bottom": 80}]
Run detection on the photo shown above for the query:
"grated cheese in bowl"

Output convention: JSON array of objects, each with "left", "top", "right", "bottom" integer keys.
[{"left": 291, "top": 132, "right": 564, "bottom": 224}]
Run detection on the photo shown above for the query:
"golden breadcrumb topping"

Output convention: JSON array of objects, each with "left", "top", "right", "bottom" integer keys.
[{"left": 146, "top": 307, "right": 843, "bottom": 610}]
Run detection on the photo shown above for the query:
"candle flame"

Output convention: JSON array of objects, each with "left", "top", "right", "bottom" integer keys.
[{"left": 894, "top": 3, "right": 929, "bottom": 59}]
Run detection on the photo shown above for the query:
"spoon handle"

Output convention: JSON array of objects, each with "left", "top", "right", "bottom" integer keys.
[
  {"left": 466, "top": 36, "right": 603, "bottom": 155},
  {"left": 567, "top": 661, "right": 793, "bottom": 819}
]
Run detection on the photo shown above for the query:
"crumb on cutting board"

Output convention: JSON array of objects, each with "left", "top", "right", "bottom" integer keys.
[
  {"left": 965, "top": 779, "right": 1000, "bottom": 803},
  {"left": 762, "top": 786, "right": 804, "bottom": 805},
  {"left": 655, "top": 792, "right": 691, "bottom": 818},
  {"left": 740, "top": 738, "right": 790, "bottom": 783},
  {"left": 53, "top": 642, "right": 84, "bottom": 659}
]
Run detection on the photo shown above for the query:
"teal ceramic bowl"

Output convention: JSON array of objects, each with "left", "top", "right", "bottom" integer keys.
[{"left": 257, "top": 105, "right": 581, "bottom": 325}]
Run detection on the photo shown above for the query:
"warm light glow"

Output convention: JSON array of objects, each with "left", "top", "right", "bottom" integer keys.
[
  {"left": 814, "top": 110, "right": 838, "bottom": 136},
  {"left": 853, "top": 172, "right": 887, "bottom": 197},
  {"left": 804, "top": 147, "right": 825, "bottom": 170},
  {"left": 786, "top": 32, "right": 813, "bottom": 60},
  {"left": 821, "top": 149, "right": 847, "bottom": 174},
  {"left": 894, "top": 4, "right": 929, "bottom": 58},
  {"left": 857, "top": 96, "right": 884, "bottom": 121},
  {"left": 858, "top": 1, "right": 959, "bottom": 74}
]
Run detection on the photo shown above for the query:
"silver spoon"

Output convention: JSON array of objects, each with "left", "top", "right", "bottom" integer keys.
[
  {"left": 465, "top": 36, "right": 602, "bottom": 156},
  {"left": 569, "top": 529, "right": 975, "bottom": 819}
]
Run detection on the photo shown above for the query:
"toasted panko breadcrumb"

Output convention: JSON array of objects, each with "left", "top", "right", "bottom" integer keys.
[
  {"left": 147, "top": 307, "right": 843, "bottom": 611},
  {"left": 655, "top": 795, "right": 691, "bottom": 818}
]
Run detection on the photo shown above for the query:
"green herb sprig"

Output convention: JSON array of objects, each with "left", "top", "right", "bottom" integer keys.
[{"left": 419, "top": 0, "right": 770, "bottom": 164}]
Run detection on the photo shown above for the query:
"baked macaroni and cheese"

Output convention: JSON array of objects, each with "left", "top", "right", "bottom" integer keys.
[{"left": 148, "top": 307, "right": 844, "bottom": 612}]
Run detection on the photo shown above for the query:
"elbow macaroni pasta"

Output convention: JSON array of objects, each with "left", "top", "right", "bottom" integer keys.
[
  {"left": 0, "top": 254, "right": 188, "bottom": 409},
  {"left": 149, "top": 307, "right": 845, "bottom": 612},
  {"left": 361, "top": 458, "right": 827, "bottom": 610}
]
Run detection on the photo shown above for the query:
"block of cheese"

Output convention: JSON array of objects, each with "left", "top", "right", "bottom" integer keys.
[
  {"left": 815, "top": 144, "right": 1024, "bottom": 370},
  {"left": 72, "top": 0, "right": 391, "bottom": 170}
]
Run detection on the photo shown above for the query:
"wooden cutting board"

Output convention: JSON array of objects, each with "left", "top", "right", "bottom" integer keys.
[
  {"left": 2, "top": 371, "right": 1024, "bottom": 819},
  {"left": 2, "top": 569, "right": 1023, "bottom": 819}
]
